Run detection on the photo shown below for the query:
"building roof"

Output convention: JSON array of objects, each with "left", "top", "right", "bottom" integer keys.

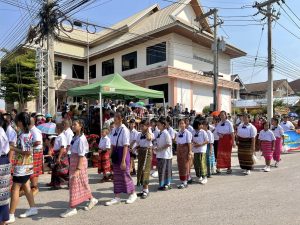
[
  {"left": 244, "top": 79, "right": 293, "bottom": 93},
  {"left": 289, "top": 79, "right": 300, "bottom": 93}
]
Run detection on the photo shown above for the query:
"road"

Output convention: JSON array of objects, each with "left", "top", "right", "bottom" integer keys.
[{"left": 15, "top": 150, "right": 300, "bottom": 225}]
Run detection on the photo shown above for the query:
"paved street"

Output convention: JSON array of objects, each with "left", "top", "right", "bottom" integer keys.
[{"left": 16, "top": 150, "right": 300, "bottom": 225}]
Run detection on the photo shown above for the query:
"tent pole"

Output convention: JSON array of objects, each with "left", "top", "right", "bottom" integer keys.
[
  {"left": 99, "top": 92, "right": 103, "bottom": 129},
  {"left": 163, "top": 98, "right": 167, "bottom": 116}
]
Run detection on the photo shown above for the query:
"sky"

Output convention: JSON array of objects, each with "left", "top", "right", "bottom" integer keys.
[{"left": 0, "top": 0, "right": 300, "bottom": 105}]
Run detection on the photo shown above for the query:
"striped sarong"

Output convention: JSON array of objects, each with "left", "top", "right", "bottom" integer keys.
[
  {"left": 0, "top": 156, "right": 10, "bottom": 223},
  {"left": 137, "top": 147, "right": 152, "bottom": 186},
  {"left": 51, "top": 150, "right": 69, "bottom": 187},
  {"left": 193, "top": 153, "right": 207, "bottom": 178},
  {"left": 217, "top": 134, "right": 233, "bottom": 169},
  {"left": 176, "top": 144, "right": 190, "bottom": 181},
  {"left": 261, "top": 141, "right": 273, "bottom": 161},
  {"left": 157, "top": 158, "right": 172, "bottom": 187},
  {"left": 69, "top": 154, "right": 92, "bottom": 208},
  {"left": 206, "top": 144, "right": 215, "bottom": 176},
  {"left": 237, "top": 137, "right": 254, "bottom": 170},
  {"left": 273, "top": 137, "right": 282, "bottom": 162},
  {"left": 98, "top": 150, "right": 111, "bottom": 174},
  {"left": 31, "top": 151, "right": 43, "bottom": 178},
  {"left": 112, "top": 146, "right": 135, "bottom": 194}
]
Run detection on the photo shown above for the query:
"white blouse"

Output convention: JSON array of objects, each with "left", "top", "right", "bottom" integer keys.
[
  {"left": 98, "top": 136, "right": 111, "bottom": 150},
  {"left": 64, "top": 128, "right": 74, "bottom": 146},
  {"left": 258, "top": 130, "right": 276, "bottom": 142},
  {"left": 175, "top": 129, "right": 192, "bottom": 144},
  {"left": 279, "top": 121, "right": 295, "bottom": 132},
  {"left": 30, "top": 126, "right": 43, "bottom": 151},
  {"left": 53, "top": 133, "right": 67, "bottom": 151},
  {"left": 187, "top": 125, "right": 194, "bottom": 133},
  {"left": 70, "top": 134, "right": 89, "bottom": 156},
  {"left": 130, "top": 128, "right": 139, "bottom": 149},
  {"left": 110, "top": 124, "right": 130, "bottom": 147},
  {"left": 271, "top": 125, "right": 284, "bottom": 138},
  {"left": 207, "top": 130, "right": 214, "bottom": 144},
  {"left": 237, "top": 123, "right": 257, "bottom": 138},
  {"left": 136, "top": 132, "right": 154, "bottom": 148},
  {"left": 216, "top": 120, "right": 234, "bottom": 135},
  {"left": 0, "top": 127, "right": 9, "bottom": 155},
  {"left": 156, "top": 129, "right": 173, "bottom": 159},
  {"left": 6, "top": 125, "right": 17, "bottom": 145},
  {"left": 192, "top": 129, "right": 209, "bottom": 153},
  {"left": 167, "top": 127, "right": 176, "bottom": 139}
]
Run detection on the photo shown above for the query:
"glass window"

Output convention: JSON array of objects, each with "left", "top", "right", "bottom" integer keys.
[
  {"left": 122, "top": 51, "right": 137, "bottom": 71},
  {"left": 102, "top": 59, "right": 114, "bottom": 76},
  {"left": 72, "top": 64, "right": 84, "bottom": 79},
  {"left": 55, "top": 61, "right": 62, "bottom": 77},
  {"left": 90, "top": 64, "right": 96, "bottom": 79},
  {"left": 148, "top": 83, "right": 168, "bottom": 104},
  {"left": 147, "top": 42, "right": 166, "bottom": 65}
]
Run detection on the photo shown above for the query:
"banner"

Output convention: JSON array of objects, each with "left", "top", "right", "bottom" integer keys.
[{"left": 283, "top": 130, "right": 300, "bottom": 152}]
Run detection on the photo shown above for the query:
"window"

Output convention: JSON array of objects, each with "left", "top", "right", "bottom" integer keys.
[
  {"left": 55, "top": 61, "right": 62, "bottom": 77},
  {"left": 147, "top": 42, "right": 166, "bottom": 65},
  {"left": 90, "top": 64, "right": 96, "bottom": 79},
  {"left": 72, "top": 64, "right": 84, "bottom": 79},
  {"left": 122, "top": 52, "right": 137, "bottom": 71},
  {"left": 102, "top": 59, "right": 114, "bottom": 76},
  {"left": 149, "top": 83, "right": 168, "bottom": 104}
]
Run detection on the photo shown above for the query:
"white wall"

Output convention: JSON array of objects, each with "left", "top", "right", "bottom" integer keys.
[
  {"left": 176, "top": 79, "right": 191, "bottom": 111},
  {"left": 176, "top": 4, "right": 196, "bottom": 26},
  {"left": 193, "top": 83, "right": 213, "bottom": 113},
  {"left": 56, "top": 56, "right": 87, "bottom": 82},
  {"left": 220, "top": 88, "right": 232, "bottom": 113}
]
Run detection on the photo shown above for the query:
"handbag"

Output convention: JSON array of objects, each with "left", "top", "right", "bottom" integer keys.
[{"left": 111, "top": 127, "right": 123, "bottom": 164}]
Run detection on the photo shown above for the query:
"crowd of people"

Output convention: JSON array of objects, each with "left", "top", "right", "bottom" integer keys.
[{"left": 0, "top": 106, "right": 299, "bottom": 224}]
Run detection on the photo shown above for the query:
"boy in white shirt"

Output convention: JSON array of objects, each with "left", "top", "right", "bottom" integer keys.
[
  {"left": 98, "top": 128, "right": 112, "bottom": 182},
  {"left": 129, "top": 119, "right": 139, "bottom": 176}
]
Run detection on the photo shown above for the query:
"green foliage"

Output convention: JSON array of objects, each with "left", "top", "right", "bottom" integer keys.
[
  {"left": 0, "top": 49, "right": 39, "bottom": 107},
  {"left": 202, "top": 105, "right": 210, "bottom": 114},
  {"left": 273, "top": 99, "right": 287, "bottom": 109}
]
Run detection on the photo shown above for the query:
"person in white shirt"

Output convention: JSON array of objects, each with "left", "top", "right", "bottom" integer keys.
[
  {"left": 98, "top": 128, "right": 112, "bottom": 182},
  {"left": 271, "top": 117, "right": 285, "bottom": 167},
  {"left": 176, "top": 119, "right": 192, "bottom": 189},
  {"left": 60, "top": 119, "right": 98, "bottom": 218},
  {"left": 156, "top": 117, "right": 173, "bottom": 191},
  {"left": 50, "top": 123, "right": 68, "bottom": 189},
  {"left": 185, "top": 117, "right": 194, "bottom": 133},
  {"left": 135, "top": 119, "right": 154, "bottom": 199},
  {"left": 192, "top": 119, "right": 209, "bottom": 184},
  {"left": 166, "top": 116, "right": 176, "bottom": 154},
  {"left": 280, "top": 115, "right": 295, "bottom": 132},
  {"left": 211, "top": 117, "right": 220, "bottom": 163},
  {"left": 63, "top": 120, "right": 74, "bottom": 156},
  {"left": 215, "top": 111, "right": 234, "bottom": 174},
  {"left": 203, "top": 121, "right": 216, "bottom": 177},
  {"left": 129, "top": 119, "right": 139, "bottom": 176},
  {"left": 258, "top": 122, "right": 276, "bottom": 172},
  {"left": 236, "top": 114, "right": 257, "bottom": 175},
  {"left": 150, "top": 118, "right": 159, "bottom": 177},
  {"left": 105, "top": 112, "right": 137, "bottom": 206}
]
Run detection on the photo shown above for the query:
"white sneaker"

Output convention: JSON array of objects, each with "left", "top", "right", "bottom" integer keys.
[
  {"left": 275, "top": 162, "right": 279, "bottom": 168},
  {"left": 200, "top": 177, "right": 208, "bottom": 184},
  {"left": 60, "top": 208, "right": 77, "bottom": 218},
  {"left": 84, "top": 197, "right": 98, "bottom": 211},
  {"left": 264, "top": 166, "right": 271, "bottom": 172},
  {"left": 261, "top": 166, "right": 267, "bottom": 171},
  {"left": 245, "top": 170, "right": 251, "bottom": 175},
  {"left": 19, "top": 208, "right": 38, "bottom": 218},
  {"left": 105, "top": 198, "right": 121, "bottom": 206},
  {"left": 151, "top": 171, "right": 158, "bottom": 178},
  {"left": 198, "top": 177, "right": 203, "bottom": 183},
  {"left": 242, "top": 170, "right": 247, "bottom": 174},
  {"left": 126, "top": 193, "right": 137, "bottom": 204},
  {"left": 6, "top": 214, "right": 16, "bottom": 224}
]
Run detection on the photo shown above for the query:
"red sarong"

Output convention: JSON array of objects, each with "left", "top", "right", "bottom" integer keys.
[
  {"left": 273, "top": 137, "right": 282, "bottom": 162},
  {"left": 261, "top": 141, "right": 273, "bottom": 161},
  {"left": 217, "top": 134, "right": 233, "bottom": 169},
  {"left": 31, "top": 151, "right": 43, "bottom": 178},
  {"left": 98, "top": 150, "right": 111, "bottom": 174}
]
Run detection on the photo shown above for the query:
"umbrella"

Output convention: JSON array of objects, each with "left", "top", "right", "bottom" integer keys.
[
  {"left": 211, "top": 111, "right": 220, "bottom": 117},
  {"left": 37, "top": 122, "right": 56, "bottom": 134},
  {"left": 288, "top": 112, "right": 298, "bottom": 118},
  {"left": 136, "top": 101, "right": 145, "bottom": 106}
]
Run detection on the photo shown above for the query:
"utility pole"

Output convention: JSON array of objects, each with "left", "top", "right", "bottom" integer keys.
[
  {"left": 87, "top": 18, "right": 90, "bottom": 85},
  {"left": 47, "top": 0, "right": 56, "bottom": 116},
  {"left": 253, "top": 0, "right": 280, "bottom": 120}
]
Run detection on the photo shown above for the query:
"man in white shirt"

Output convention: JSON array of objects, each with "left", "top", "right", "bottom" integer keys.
[
  {"left": 63, "top": 120, "right": 74, "bottom": 156},
  {"left": 280, "top": 115, "right": 295, "bottom": 132}
]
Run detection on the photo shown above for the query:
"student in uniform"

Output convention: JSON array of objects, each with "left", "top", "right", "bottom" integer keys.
[
  {"left": 105, "top": 112, "right": 137, "bottom": 206},
  {"left": 60, "top": 119, "right": 98, "bottom": 218},
  {"left": 63, "top": 120, "right": 74, "bottom": 161},
  {"left": 3, "top": 113, "right": 17, "bottom": 163},
  {"left": 98, "top": 128, "right": 112, "bottom": 182},
  {"left": 203, "top": 121, "right": 215, "bottom": 177},
  {"left": 176, "top": 119, "right": 192, "bottom": 189},
  {"left": 129, "top": 119, "right": 139, "bottom": 176},
  {"left": 156, "top": 117, "right": 173, "bottom": 191},
  {"left": 166, "top": 116, "right": 176, "bottom": 155},
  {"left": 192, "top": 119, "right": 209, "bottom": 184},
  {"left": 271, "top": 118, "right": 285, "bottom": 167},
  {"left": 50, "top": 124, "right": 69, "bottom": 189},
  {"left": 0, "top": 116, "right": 10, "bottom": 225},
  {"left": 280, "top": 115, "right": 295, "bottom": 132},
  {"left": 236, "top": 114, "right": 257, "bottom": 175},
  {"left": 136, "top": 119, "right": 154, "bottom": 199},
  {"left": 150, "top": 118, "right": 159, "bottom": 178},
  {"left": 185, "top": 117, "right": 194, "bottom": 133},
  {"left": 258, "top": 122, "right": 276, "bottom": 172}
]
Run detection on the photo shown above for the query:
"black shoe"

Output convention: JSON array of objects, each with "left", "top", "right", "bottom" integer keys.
[
  {"left": 177, "top": 184, "right": 188, "bottom": 189},
  {"left": 158, "top": 186, "right": 165, "bottom": 191},
  {"left": 187, "top": 179, "right": 193, "bottom": 184}
]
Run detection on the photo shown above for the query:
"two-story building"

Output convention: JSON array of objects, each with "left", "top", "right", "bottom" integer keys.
[{"left": 48, "top": 0, "right": 246, "bottom": 113}]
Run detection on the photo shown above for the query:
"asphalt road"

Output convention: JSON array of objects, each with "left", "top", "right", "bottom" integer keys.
[{"left": 15, "top": 150, "right": 300, "bottom": 225}]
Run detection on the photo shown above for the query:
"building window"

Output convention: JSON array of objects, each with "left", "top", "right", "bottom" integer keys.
[
  {"left": 148, "top": 83, "right": 168, "bottom": 104},
  {"left": 122, "top": 51, "right": 137, "bottom": 71},
  {"left": 90, "top": 64, "right": 96, "bottom": 79},
  {"left": 147, "top": 42, "right": 166, "bottom": 65},
  {"left": 102, "top": 59, "right": 114, "bottom": 76},
  {"left": 55, "top": 61, "right": 62, "bottom": 77},
  {"left": 72, "top": 64, "right": 84, "bottom": 79}
]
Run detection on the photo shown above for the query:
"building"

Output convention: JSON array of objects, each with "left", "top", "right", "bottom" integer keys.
[
  {"left": 30, "top": 0, "right": 246, "bottom": 113},
  {"left": 289, "top": 79, "right": 300, "bottom": 95}
]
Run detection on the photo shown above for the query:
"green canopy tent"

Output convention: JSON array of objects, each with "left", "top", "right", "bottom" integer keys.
[{"left": 67, "top": 73, "right": 165, "bottom": 128}]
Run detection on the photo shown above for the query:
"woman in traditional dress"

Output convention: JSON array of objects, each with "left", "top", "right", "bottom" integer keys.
[
  {"left": 192, "top": 119, "right": 209, "bottom": 184},
  {"left": 236, "top": 114, "right": 257, "bottom": 175},
  {"left": 8, "top": 112, "right": 38, "bottom": 224},
  {"left": 0, "top": 115, "right": 10, "bottom": 225},
  {"left": 150, "top": 118, "right": 159, "bottom": 178},
  {"left": 135, "top": 119, "right": 153, "bottom": 199},
  {"left": 60, "top": 119, "right": 98, "bottom": 218},
  {"left": 156, "top": 117, "right": 173, "bottom": 191},
  {"left": 216, "top": 111, "right": 234, "bottom": 174},
  {"left": 271, "top": 118, "right": 285, "bottom": 167},
  {"left": 258, "top": 122, "right": 276, "bottom": 172},
  {"left": 98, "top": 128, "right": 112, "bottom": 182},
  {"left": 176, "top": 119, "right": 192, "bottom": 189},
  {"left": 105, "top": 112, "right": 137, "bottom": 206},
  {"left": 50, "top": 123, "right": 69, "bottom": 189},
  {"left": 253, "top": 115, "right": 263, "bottom": 152},
  {"left": 203, "top": 121, "right": 215, "bottom": 177}
]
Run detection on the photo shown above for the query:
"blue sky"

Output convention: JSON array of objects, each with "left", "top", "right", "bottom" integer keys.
[{"left": 0, "top": 0, "right": 300, "bottom": 91}]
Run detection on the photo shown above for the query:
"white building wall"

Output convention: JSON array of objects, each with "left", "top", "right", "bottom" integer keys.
[
  {"left": 220, "top": 88, "right": 231, "bottom": 113},
  {"left": 176, "top": 79, "right": 191, "bottom": 111},
  {"left": 56, "top": 56, "right": 87, "bottom": 82},
  {"left": 193, "top": 83, "right": 213, "bottom": 113},
  {"left": 176, "top": 4, "right": 196, "bottom": 26}
]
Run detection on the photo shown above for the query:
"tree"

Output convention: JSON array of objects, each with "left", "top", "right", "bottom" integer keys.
[
  {"left": 0, "top": 49, "right": 39, "bottom": 110},
  {"left": 202, "top": 105, "right": 210, "bottom": 115}
]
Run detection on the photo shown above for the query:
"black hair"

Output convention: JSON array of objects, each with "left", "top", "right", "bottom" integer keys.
[
  {"left": 16, "top": 112, "right": 31, "bottom": 133},
  {"left": 178, "top": 119, "right": 185, "bottom": 125},
  {"left": 243, "top": 113, "right": 251, "bottom": 119},
  {"left": 272, "top": 117, "right": 279, "bottom": 124},
  {"left": 129, "top": 118, "right": 136, "bottom": 124},
  {"left": 12, "top": 109, "right": 18, "bottom": 115},
  {"left": 0, "top": 115, "right": 4, "bottom": 128},
  {"left": 150, "top": 118, "right": 158, "bottom": 123},
  {"left": 193, "top": 119, "right": 201, "bottom": 130},
  {"left": 31, "top": 113, "right": 36, "bottom": 118},
  {"left": 73, "top": 119, "right": 85, "bottom": 135},
  {"left": 262, "top": 121, "right": 270, "bottom": 128},
  {"left": 141, "top": 119, "right": 150, "bottom": 126},
  {"left": 158, "top": 117, "right": 167, "bottom": 126},
  {"left": 219, "top": 110, "right": 227, "bottom": 119}
]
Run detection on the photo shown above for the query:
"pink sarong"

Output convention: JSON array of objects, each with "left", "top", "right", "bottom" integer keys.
[
  {"left": 273, "top": 137, "right": 282, "bottom": 162},
  {"left": 261, "top": 141, "right": 273, "bottom": 161}
]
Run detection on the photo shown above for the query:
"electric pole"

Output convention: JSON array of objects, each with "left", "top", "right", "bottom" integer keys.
[{"left": 253, "top": 0, "right": 280, "bottom": 120}]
